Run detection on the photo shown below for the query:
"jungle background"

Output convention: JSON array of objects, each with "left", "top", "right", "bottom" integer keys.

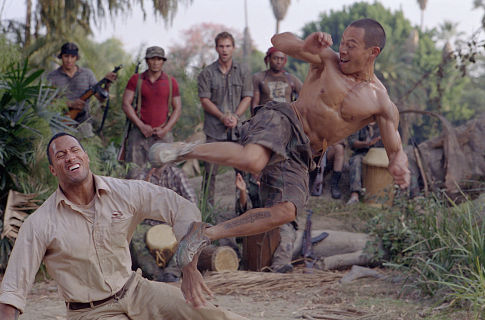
[{"left": 0, "top": 0, "right": 485, "bottom": 319}]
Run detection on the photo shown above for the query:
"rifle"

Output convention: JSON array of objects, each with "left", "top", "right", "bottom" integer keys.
[
  {"left": 96, "top": 95, "right": 111, "bottom": 135},
  {"left": 67, "top": 64, "right": 123, "bottom": 120},
  {"left": 118, "top": 61, "right": 141, "bottom": 161},
  {"left": 310, "top": 151, "right": 327, "bottom": 196},
  {"left": 302, "top": 210, "right": 328, "bottom": 273}
]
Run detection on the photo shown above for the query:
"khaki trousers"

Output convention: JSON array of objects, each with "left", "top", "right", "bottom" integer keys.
[{"left": 66, "top": 272, "right": 247, "bottom": 320}]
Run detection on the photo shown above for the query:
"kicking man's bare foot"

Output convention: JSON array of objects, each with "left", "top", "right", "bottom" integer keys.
[
  {"left": 149, "top": 142, "right": 199, "bottom": 167},
  {"left": 176, "top": 222, "right": 212, "bottom": 270}
]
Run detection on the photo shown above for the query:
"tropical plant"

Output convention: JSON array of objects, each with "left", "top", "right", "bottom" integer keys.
[
  {"left": 270, "top": 0, "right": 291, "bottom": 34},
  {"left": 12, "top": 0, "right": 193, "bottom": 47},
  {"left": 417, "top": 0, "right": 428, "bottom": 31},
  {"left": 0, "top": 59, "right": 73, "bottom": 198}
]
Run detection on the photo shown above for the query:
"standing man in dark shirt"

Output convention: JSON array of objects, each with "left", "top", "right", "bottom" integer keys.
[
  {"left": 197, "top": 32, "right": 253, "bottom": 211},
  {"left": 47, "top": 42, "right": 116, "bottom": 125},
  {"left": 251, "top": 47, "right": 303, "bottom": 272},
  {"left": 252, "top": 47, "right": 302, "bottom": 109}
]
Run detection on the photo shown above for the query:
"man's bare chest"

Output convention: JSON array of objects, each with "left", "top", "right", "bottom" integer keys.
[{"left": 315, "top": 69, "right": 380, "bottom": 122}]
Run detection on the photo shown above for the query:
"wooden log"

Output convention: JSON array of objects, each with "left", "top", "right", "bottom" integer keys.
[
  {"left": 197, "top": 245, "right": 239, "bottom": 272},
  {"left": 292, "top": 230, "right": 372, "bottom": 259},
  {"left": 315, "top": 250, "right": 371, "bottom": 271}
]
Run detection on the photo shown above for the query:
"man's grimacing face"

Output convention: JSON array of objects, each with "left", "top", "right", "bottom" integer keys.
[{"left": 49, "top": 135, "right": 90, "bottom": 186}]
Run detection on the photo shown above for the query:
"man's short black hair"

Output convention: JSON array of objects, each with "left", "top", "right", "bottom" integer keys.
[
  {"left": 214, "top": 31, "right": 235, "bottom": 47},
  {"left": 349, "top": 18, "right": 386, "bottom": 52},
  {"left": 46, "top": 132, "right": 84, "bottom": 165}
]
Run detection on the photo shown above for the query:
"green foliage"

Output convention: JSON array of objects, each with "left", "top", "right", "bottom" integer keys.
[
  {"left": 197, "top": 166, "right": 216, "bottom": 225},
  {"left": 0, "top": 59, "right": 74, "bottom": 197},
  {"left": 0, "top": 36, "right": 21, "bottom": 72},
  {"left": 164, "top": 62, "right": 204, "bottom": 141},
  {"left": 248, "top": 49, "right": 266, "bottom": 75},
  {"left": 301, "top": 2, "right": 412, "bottom": 52},
  {"left": 459, "top": 63, "right": 485, "bottom": 118},
  {"left": 367, "top": 194, "right": 485, "bottom": 316}
]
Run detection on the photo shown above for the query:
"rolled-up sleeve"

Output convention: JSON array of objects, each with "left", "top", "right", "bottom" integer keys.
[
  {"left": 197, "top": 69, "right": 212, "bottom": 99},
  {"left": 0, "top": 217, "right": 47, "bottom": 313}
]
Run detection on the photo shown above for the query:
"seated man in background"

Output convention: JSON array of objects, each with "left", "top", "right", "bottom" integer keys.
[
  {"left": 346, "top": 122, "right": 383, "bottom": 205},
  {"left": 310, "top": 141, "right": 345, "bottom": 199}
]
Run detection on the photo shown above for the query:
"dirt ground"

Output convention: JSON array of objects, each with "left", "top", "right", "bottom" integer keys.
[{"left": 14, "top": 170, "right": 473, "bottom": 319}]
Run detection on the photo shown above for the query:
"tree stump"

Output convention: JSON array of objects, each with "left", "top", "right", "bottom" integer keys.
[{"left": 197, "top": 245, "right": 239, "bottom": 272}]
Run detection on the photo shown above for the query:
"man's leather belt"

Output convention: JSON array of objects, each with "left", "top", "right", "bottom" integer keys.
[{"left": 66, "top": 273, "right": 136, "bottom": 311}]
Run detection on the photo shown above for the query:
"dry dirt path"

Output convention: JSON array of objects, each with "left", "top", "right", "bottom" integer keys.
[{"left": 20, "top": 267, "right": 453, "bottom": 320}]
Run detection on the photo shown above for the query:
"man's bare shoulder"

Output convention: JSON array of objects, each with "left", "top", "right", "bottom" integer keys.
[{"left": 370, "top": 79, "right": 399, "bottom": 120}]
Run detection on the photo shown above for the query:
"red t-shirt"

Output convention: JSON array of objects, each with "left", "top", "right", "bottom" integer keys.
[{"left": 126, "top": 71, "right": 180, "bottom": 128}]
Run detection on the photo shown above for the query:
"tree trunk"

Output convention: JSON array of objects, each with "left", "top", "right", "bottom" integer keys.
[
  {"left": 25, "top": 0, "right": 32, "bottom": 46},
  {"left": 420, "top": 10, "right": 424, "bottom": 31}
]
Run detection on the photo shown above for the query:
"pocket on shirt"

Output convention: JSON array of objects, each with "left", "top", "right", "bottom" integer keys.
[
  {"left": 232, "top": 79, "right": 243, "bottom": 98},
  {"left": 110, "top": 211, "right": 132, "bottom": 247}
]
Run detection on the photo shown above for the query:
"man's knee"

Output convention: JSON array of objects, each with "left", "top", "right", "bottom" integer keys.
[
  {"left": 239, "top": 144, "right": 271, "bottom": 174},
  {"left": 272, "top": 202, "right": 296, "bottom": 225}
]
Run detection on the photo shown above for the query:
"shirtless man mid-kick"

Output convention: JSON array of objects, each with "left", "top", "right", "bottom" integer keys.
[{"left": 150, "top": 18, "right": 410, "bottom": 287}]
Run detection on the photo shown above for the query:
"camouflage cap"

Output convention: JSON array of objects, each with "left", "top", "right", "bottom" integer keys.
[{"left": 145, "top": 46, "right": 167, "bottom": 60}]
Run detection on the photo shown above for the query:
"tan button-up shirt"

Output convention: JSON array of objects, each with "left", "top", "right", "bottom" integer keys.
[{"left": 0, "top": 175, "right": 200, "bottom": 313}]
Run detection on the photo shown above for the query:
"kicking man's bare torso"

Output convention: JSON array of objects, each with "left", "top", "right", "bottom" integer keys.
[{"left": 294, "top": 54, "right": 390, "bottom": 153}]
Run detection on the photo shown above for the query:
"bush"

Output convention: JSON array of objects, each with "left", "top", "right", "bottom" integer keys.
[{"left": 367, "top": 193, "right": 485, "bottom": 316}]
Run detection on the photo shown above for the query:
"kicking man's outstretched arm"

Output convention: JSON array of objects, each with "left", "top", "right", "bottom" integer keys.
[
  {"left": 271, "top": 32, "right": 337, "bottom": 65},
  {"left": 375, "top": 93, "right": 410, "bottom": 189}
]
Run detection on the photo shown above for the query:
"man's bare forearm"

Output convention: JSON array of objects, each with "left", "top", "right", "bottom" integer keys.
[
  {"left": 271, "top": 32, "right": 303, "bottom": 57},
  {"left": 162, "top": 96, "right": 182, "bottom": 131},
  {"left": 200, "top": 98, "right": 224, "bottom": 120},
  {"left": 235, "top": 96, "right": 251, "bottom": 117},
  {"left": 223, "top": 210, "right": 271, "bottom": 229},
  {"left": 0, "top": 303, "right": 20, "bottom": 320}
]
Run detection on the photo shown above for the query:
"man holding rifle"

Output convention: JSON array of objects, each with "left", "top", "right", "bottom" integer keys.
[{"left": 47, "top": 42, "right": 117, "bottom": 124}]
